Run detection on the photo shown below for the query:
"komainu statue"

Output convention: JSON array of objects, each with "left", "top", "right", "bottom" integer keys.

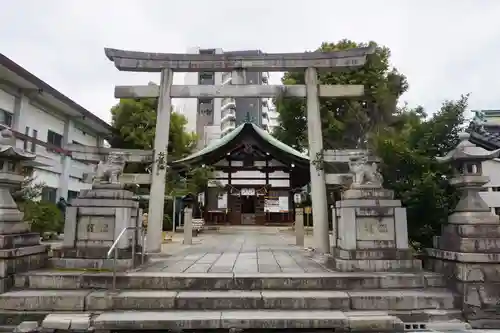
[
  {"left": 94, "top": 152, "right": 127, "bottom": 184},
  {"left": 348, "top": 153, "right": 383, "bottom": 188}
]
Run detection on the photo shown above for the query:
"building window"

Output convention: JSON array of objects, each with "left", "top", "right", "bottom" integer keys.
[
  {"left": 41, "top": 187, "right": 58, "bottom": 203},
  {"left": 68, "top": 190, "right": 79, "bottom": 202},
  {"left": 31, "top": 129, "right": 37, "bottom": 153},
  {"left": 198, "top": 99, "right": 213, "bottom": 116},
  {"left": 199, "top": 49, "right": 215, "bottom": 55},
  {"left": 23, "top": 126, "right": 30, "bottom": 150},
  {"left": 492, "top": 187, "right": 500, "bottom": 192},
  {"left": 495, "top": 207, "right": 500, "bottom": 216},
  {"left": 47, "top": 130, "right": 63, "bottom": 148},
  {"left": 0, "top": 109, "right": 13, "bottom": 127},
  {"left": 199, "top": 72, "right": 214, "bottom": 84}
]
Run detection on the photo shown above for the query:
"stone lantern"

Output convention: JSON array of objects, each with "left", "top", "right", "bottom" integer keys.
[
  {"left": 0, "top": 129, "right": 48, "bottom": 292},
  {"left": 428, "top": 132, "right": 500, "bottom": 327},
  {"left": 436, "top": 132, "right": 500, "bottom": 223}
]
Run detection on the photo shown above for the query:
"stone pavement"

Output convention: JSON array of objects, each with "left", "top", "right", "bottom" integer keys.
[{"left": 141, "top": 226, "right": 333, "bottom": 273}]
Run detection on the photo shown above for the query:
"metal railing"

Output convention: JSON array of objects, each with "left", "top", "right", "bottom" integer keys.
[{"left": 107, "top": 225, "right": 146, "bottom": 291}]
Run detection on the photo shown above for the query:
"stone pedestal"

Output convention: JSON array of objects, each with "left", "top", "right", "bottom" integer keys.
[
  {"left": 426, "top": 177, "right": 500, "bottom": 327},
  {"left": 332, "top": 186, "right": 421, "bottom": 272},
  {"left": 0, "top": 129, "right": 50, "bottom": 292},
  {"left": 0, "top": 187, "right": 48, "bottom": 292},
  {"left": 426, "top": 132, "right": 500, "bottom": 328},
  {"left": 53, "top": 184, "right": 142, "bottom": 271}
]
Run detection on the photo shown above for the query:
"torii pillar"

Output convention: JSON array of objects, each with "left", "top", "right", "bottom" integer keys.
[
  {"left": 305, "top": 67, "right": 330, "bottom": 253},
  {"left": 147, "top": 69, "right": 173, "bottom": 253}
]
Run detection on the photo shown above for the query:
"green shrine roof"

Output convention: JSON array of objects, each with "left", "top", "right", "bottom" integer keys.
[{"left": 171, "top": 122, "right": 309, "bottom": 166}]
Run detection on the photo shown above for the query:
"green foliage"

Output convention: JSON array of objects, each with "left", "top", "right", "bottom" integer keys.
[
  {"left": 109, "top": 96, "right": 215, "bottom": 219},
  {"left": 110, "top": 98, "right": 197, "bottom": 159},
  {"left": 274, "top": 39, "right": 469, "bottom": 249},
  {"left": 273, "top": 39, "right": 408, "bottom": 150},
  {"left": 372, "top": 96, "right": 468, "bottom": 249},
  {"left": 20, "top": 201, "right": 64, "bottom": 236},
  {"left": 11, "top": 169, "right": 63, "bottom": 238},
  {"left": 12, "top": 167, "right": 45, "bottom": 202}
]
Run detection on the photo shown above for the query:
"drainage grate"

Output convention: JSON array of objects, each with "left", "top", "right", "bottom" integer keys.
[{"left": 405, "top": 323, "right": 428, "bottom": 331}]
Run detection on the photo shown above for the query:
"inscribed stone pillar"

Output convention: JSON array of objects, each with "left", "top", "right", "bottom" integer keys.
[
  {"left": 305, "top": 67, "right": 330, "bottom": 253},
  {"left": 295, "top": 207, "right": 305, "bottom": 247},
  {"left": 147, "top": 69, "right": 173, "bottom": 253},
  {"left": 183, "top": 207, "right": 193, "bottom": 245}
]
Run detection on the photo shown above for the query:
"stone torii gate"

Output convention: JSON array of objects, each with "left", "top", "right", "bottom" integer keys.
[{"left": 105, "top": 46, "right": 374, "bottom": 253}]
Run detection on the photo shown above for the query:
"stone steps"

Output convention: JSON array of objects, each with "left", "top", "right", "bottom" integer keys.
[
  {"left": 0, "top": 288, "right": 457, "bottom": 311},
  {"left": 14, "top": 270, "right": 446, "bottom": 290},
  {"left": 5, "top": 270, "right": 464, "bottom": 330},
  {"left": 90, "top": 310, "right": 405, "bottom": 331},
  {"left": 0, "top": 309, "right": 464, "bottom": 330}
]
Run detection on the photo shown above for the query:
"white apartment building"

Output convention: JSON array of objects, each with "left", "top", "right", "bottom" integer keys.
[
  {"left": 0, "top": 54, "right": 113, "bottom": 203},
  {"left": 177, "top": 47, "right": 272, "bottom": 149},
  {"left": 479, "top": 159, "right": 500, "bottom": 215},
  {"left": 469, "top": 110, "right": 500, "bottom": 215},
  {"left": 266, "top": 103, "right": 280, "bottom": 134}
]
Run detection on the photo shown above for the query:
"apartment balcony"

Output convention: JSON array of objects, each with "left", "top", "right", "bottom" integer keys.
[
  {"left": 221, "top": 121, "right": 236, "bottom": 137},
  {"left": 222, "top": 72, "right": 232, "bottom": 85},
  {"left": 221, "top": 108, "right": 236, "bottom": 123},
  {"left": 221, "top": 97, "right": 236, "bottom": 111},
  {"left": 262, "top": 72, "right": 269, "bottom": 84}
]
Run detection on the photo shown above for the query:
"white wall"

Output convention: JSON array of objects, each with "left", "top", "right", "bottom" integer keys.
[
  {"left": 203, "top": 125, "right": 221, "bottom": 146},
  {"left": 0, "top": 89, "right": 15, "bottom": 112},
  {"left": 0, "top": 87, "right": 103, "bottom": 201},
  {"left": 479, "top": 159, "right": 500, "bottom": 213}
]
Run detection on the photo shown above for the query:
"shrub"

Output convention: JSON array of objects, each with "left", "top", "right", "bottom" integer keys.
[{"left": 20, "top": 201, "right": 64, "bottom": 235}]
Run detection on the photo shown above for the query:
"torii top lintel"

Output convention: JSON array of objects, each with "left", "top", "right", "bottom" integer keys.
[{"left": 104, "top": 46, "right": 375, "bottom": 73}]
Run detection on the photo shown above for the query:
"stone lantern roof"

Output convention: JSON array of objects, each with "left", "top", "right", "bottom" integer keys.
[{"left": 436, "top": 132, "right": 500, "bottom": 164}]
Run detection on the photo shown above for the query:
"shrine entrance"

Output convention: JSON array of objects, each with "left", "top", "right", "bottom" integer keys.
[
  {"left": 227, "top": 187, "right": 264, "bottom": 225},
  {"left": 105, "top": 46, "right": 373, "bottom": 253},
  {"left": 241, "top": 195, "right": 256, "bottom": 225}
]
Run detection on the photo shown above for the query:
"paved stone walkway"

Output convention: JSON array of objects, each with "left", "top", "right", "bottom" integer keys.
[{"left": 141, "top": 227, "right": 333, "bottom": 273}]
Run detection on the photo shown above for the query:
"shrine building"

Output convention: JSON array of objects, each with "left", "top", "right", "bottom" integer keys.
[{"left": 170, "top": 122, "right": 310, "bottom": 225}]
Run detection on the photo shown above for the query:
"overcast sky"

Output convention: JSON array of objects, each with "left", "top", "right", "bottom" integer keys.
[{"left": 1, "top": 0, "right": 499, "bottom": 124}]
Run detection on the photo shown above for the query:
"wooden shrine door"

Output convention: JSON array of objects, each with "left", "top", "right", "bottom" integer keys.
[{"left": 228, "top": 194, "right": 242, "bottom": 225}]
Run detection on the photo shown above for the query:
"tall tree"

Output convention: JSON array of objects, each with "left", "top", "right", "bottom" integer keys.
[
  {"left": 110, "top": 98, "right": 196, "bottom": 159},
  {"left": 273, "top": 40, "right": 408, "bottom": 151},
  {"left": 372, "top": 95, "right": 468, "bottom": 249}
]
